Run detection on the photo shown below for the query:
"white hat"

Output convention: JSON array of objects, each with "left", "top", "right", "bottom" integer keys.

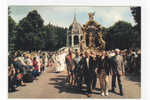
[{"left": 115, "top": 49, "right": 120, "bottom": 52}]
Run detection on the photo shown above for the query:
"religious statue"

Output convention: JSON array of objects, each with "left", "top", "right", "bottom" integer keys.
[
  {"left": 88, "top": 32, "right": 93, "bottom": 48},
  {"left": 92, "top": 34, "right": 95, "bottom": 47},
  {"left": 88, "top": 12, "right": 95, "bottom": 21}
]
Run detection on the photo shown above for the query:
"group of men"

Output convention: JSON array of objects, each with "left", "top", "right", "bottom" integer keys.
[{"left": 65, "top": 48, "right": 127, "bottom": 97}]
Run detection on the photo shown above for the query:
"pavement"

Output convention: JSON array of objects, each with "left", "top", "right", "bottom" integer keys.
[{"left": 8, "top": 67, "right": 141, "bottom": 99}]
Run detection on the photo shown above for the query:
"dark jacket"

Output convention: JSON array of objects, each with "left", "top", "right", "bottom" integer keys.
[
  {"left": 81, "top": 56, "right": 97, "bottom": 72},
  {"left": 80, "top": 57, "right": 89, "bottom": 74},
  {"left": 96, "top": 55, "right": 110, "bottom": 75},
  {"left": 89, "top": 56, "right": 97, "bottom": 73}
]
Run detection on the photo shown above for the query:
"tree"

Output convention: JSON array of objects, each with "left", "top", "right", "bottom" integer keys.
[
  {"left": 55, "top": 26, "right": 67, "bottom": 49},
  {"left": 104, "top": 21, "right": 134, "bottom": 50},
  {"left": 130, "top": 7, "right": 141, "bottom": 48},
  {"left": 131, "top": 7, "right": 141, "bottom": 29},
  {"left": 15, "top": 10, "right": 44, "bottom": 50},
  {"left": 41, "top": 24, "right": 67, "bottom": 51},
  {"left": 8, "top": 7, "right": 16, "bottom": 51},
  {"left": 41, "top": 24, "right": 58, "bottom": 51}
]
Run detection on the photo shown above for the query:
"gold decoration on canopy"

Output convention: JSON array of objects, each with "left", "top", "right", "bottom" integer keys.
[{"left": 80, "top": 12, "right": 106, "bottom": 52}]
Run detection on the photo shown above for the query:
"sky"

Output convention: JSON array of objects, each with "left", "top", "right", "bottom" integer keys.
[{"left": 9, "top": 6, "right": 136, "bottom": 28}]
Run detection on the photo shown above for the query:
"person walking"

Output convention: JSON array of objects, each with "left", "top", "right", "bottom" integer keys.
[
  {"left": 111, "top": 49, "right": 125, "bottom": 96},
  {"left": 81, "top": 50, "right": 97, "bottom": 97},
  {"left": 43, "top": 53, "right": 48, "bottom": 72},
  {"left": 72, "top": 49, "right": 81, "bottom": 87},
  {"left": 89, "top": 51, "right": 97, "bottom": 91},
  {"left": 97, "top": 51, "right": 110, "bottom": 96},
  {"left": 65, "top": 48, "right": 75, "bottom": 84}
]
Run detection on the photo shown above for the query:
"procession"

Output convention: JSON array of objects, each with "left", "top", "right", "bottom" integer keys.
[
  {"left": 8, "top": 47, "right": 141, "bottom": 97},
  {"left": 8, "top": 6, "right": 141, "bottom": 98}
]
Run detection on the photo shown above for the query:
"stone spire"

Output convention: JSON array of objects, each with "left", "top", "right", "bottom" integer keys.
[{"left": 73, "top": 11, "right": 77, "bottom": 23}]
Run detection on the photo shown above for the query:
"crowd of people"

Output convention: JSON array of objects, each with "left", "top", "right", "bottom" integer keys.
[
  {"left": 50, "top": 50, "right": 67, "bottom": 73},
  {"left": 8, "top": 50, "right": 67, "bottom": 92},
  {"left": 65, "top": 48, "right": 141, "bottom": 97},
  {"left": 8, "top": 48, "right": 141, "bottom": 97}
]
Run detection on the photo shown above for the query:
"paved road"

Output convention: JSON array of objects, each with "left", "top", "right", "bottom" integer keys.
[{"left": 8, "top": 67, "right": 141, "bottom": 99}]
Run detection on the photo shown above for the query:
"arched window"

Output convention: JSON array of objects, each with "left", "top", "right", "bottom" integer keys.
[{"left": 74, "top": 35, "right": 79, "bottom": 45}]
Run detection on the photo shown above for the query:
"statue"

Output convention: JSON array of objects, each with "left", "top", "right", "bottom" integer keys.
[
  {"left": 92, "top": 34, "right": 95, "bottom": 48},
  {"left": 89, "top": 32, "right": 93, "bottom": 48},
  {"left": 88, "top": 12, "right": 95, "bottom": 21}
]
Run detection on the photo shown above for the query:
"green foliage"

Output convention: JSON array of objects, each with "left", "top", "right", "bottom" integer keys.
[
  {"left": 15, "top": 10, "right": 44, "bottom": 50},
  {"left": 130, "top": 7, "right": 141, "bottom": 48},
  {"left": 8, "top": 15, "right": 16, "bottom": 51},
  {"left": 41, "top": 24, "right": 58, "bottom": 51},
  {"left": 131, "top": 7, "right": 141, "bottom": 28},
  {"left": 55, "top": 27, "right": 67, "bottom": 49},
  {"left": 104, "top": 21, "right": 135, "bottom": 50}
]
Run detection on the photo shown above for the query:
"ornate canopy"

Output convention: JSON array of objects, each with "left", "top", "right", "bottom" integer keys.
[{"left": 81, "top": 12, "right": 106, "bottom": 50}]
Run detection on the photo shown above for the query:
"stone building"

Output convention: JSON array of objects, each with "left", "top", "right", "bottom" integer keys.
[{"left": 66, "top": 14, "right": 83, "bottom": 48}]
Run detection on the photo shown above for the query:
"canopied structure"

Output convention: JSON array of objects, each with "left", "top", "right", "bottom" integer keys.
[
  {"left": 66, "top": 14, "right": 83, "bottom": 48},
  {"left": 82, "top": 12, "right": 106, "bottom": 50}
]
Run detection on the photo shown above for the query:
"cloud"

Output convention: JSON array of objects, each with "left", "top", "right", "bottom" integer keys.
[{"left": 91, "top": 7, "right": 136, "bottom": 27}]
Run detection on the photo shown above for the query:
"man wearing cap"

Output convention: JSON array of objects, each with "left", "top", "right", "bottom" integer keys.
[{"left": 111, "top": 49, "right": 125, "bottom": 96}]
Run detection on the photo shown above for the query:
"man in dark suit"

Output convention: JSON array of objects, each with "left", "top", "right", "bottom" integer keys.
[
  {"left": 81, "top": 50, "right": 97, "bottom": 97},
  {"left": 111, "top": 49, "right": 125, "bottom": 96},
  {"left": 89, "top": 51, "right": 97, "bottom": 90}
]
